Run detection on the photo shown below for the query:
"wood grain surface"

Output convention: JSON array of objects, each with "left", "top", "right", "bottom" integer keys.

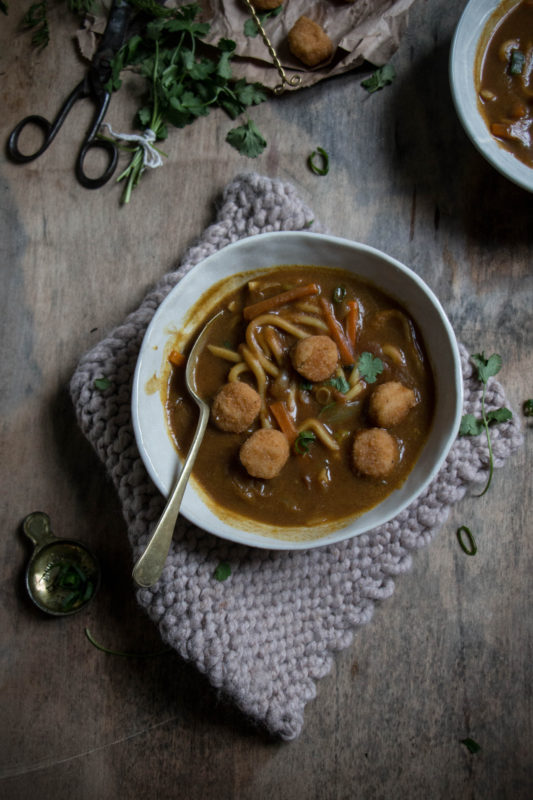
[{"left": 1, "top": 1, "right": 532, "bottom": 798}]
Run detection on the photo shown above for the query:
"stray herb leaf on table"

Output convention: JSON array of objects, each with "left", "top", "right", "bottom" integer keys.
[{"left": 361, "top": 63, "right": 396, "bottom": 94}]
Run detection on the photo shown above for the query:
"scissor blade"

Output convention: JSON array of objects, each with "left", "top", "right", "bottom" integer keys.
[{"left": 95, "top": 0, "right": 132, "bottom": 62}]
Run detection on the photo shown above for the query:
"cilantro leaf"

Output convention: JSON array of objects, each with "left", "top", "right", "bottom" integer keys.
[
  {"left": 226, "top": 120, "right": 267, "bottom": 158},
  {"left": 460, "top": 738, "right": 481, "bottom": 754},
  {"left": 357, "top": 352, "right": 384, "bottom": 383},
  {"left": 294, "top": 430, "right": 316, "bottom": 455},
  {"left": 243, "top": 5, "right": 283, "bottom": 37},
  {"left": 459, "top": 413, "right": 484, "bottom": 436},
  {"left": 486, "top": 407, "right": 512, "bottom": 425},
  {"left": 361, "top": 63, "right": 396, "bottom": 94},
  {"left": 213, "top": 562, "right": 231, "bottom": 581},
  {"left": 327, "top": 374, "right": 350, "bottom": 394},
  {"left": 524, "top": 399, "right": 533, "bottom": 417},
  {"left": 471, "top": 352, "right": 502, "bottom": 384},
  {"left": 1, "top": 1, "right": 8, "bottom": 14}
]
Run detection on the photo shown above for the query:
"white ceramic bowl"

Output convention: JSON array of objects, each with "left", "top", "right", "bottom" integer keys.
[
  {"left": 132, "top": 232, "right": 463, "bottom": 550},
  {"left": 450, "top": 0, "right": 533, "bottom": 193}
]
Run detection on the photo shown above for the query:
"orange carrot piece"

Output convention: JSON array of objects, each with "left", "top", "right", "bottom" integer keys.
[
  {"left": 318, "top": 296, "right": 355, "bottom": 366},
  {"left": 243, "top": 283, "right": 319, "bottom": 321},
  {"left": 269, "top": 400, "right": 298, "bottom": 444},
  {"left": 345, "top": 299, "right": 359, "bottom": 347},
  {"left": 168, "top": 349, "right": 186, "bottom": 367},
  {"left": 490, "top": 122, "right": 515, "bottom": 141}
]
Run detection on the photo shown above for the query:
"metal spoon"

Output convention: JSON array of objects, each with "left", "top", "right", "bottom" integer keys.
[{"left": 132, "top": 310, "right": 223, "bottom": 588}]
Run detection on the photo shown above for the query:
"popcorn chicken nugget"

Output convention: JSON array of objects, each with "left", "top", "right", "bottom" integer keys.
[{"left": 288, "top": 16, "right": 334, "bottom": 68}]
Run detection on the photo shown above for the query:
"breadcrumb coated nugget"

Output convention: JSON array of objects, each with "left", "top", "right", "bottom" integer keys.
[
  {"left": 352, "top": 428, "right": 399, "bottom": 478},
  {"left": 239, "top": 428, "right": 289, "bottom": 478},
  {"left": 250, "top": 0, "right": 282, "bottom": 9},
  {"left": 211, "top": 382, "right": 261, "bottom": 433},
  {"left": 288, "top": 16, "right": 334, "bottom": 68},
  {"left": 291, "top": 335, "right": 339, "bottom": 382},
  {"left": 240, "top": 428, "right": 290, "bottom": 479},
  {"left": 369, "top": 381, "right": 417, "bottom": 428}
]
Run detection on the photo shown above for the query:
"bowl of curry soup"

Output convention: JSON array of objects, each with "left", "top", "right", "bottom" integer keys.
[
  {"left": 450, "top": 0, "right": 533, "bottom": 193},
  {"left": 132, "top": 232, "right": 462, "bottom": 550}
]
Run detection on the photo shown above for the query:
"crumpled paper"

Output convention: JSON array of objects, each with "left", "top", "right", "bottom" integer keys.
[{"left": 76, "top": 0, "right": 417, "bottom": 91}]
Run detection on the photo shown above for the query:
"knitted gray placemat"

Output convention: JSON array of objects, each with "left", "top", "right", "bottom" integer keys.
[{"left": 70, "top": 172, "right": 523, "bottom": 741}]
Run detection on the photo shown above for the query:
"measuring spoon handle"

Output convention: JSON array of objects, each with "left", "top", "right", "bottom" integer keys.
[{"left": 22, "top": 512, "right": 58, "bottom": 550}]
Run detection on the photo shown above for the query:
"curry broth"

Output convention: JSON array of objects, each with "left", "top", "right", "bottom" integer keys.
[
  {"left": 165, "top": 266, "right": 435, "bottom": 528},
  {"left": 476, "top": 0, "right": 533, "bottom": 168}
]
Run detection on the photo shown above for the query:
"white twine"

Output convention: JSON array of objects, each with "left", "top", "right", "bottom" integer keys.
[{"left": 100, "top": 122, "right": 163, "bottom": 169}]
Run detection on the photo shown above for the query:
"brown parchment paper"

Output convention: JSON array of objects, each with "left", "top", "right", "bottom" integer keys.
[{"left": 77, "top": 0, "right": 417, "bottom": 92}]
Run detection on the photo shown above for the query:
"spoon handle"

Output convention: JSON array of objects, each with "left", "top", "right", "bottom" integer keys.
[{"left": 132, "top": 403, "right": 210, "bottom": 588}]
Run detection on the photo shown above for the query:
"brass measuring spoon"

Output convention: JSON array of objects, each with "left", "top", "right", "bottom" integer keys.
[
  {"left": 132, "top": 311, "right": 224, "bottom": 588},
  {"left": 22, "top": 512, "right": 101, "bottom": 616}
]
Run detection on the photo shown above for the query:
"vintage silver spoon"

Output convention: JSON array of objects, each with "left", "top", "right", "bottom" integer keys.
[{"left": 132, "top": 310, "right": 223, "bottom": 588}]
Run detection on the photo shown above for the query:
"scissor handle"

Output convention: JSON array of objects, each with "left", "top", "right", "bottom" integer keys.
[
  {"left": 76, "top": 137, "right": 118, "bottom": 189},
  {"left": 7, "top": 114, "right": 56, "bottom": 163},
  {"left": 7, "top": 81, "right": 119, "bottom": 189}
]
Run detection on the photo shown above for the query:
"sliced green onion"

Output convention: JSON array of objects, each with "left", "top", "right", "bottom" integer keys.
[
  {"left": 308, "top": 147, "right": 329, "bottom": 176},
  {"left": 457, "top": 525, "right": 477, "bottom": 556}
]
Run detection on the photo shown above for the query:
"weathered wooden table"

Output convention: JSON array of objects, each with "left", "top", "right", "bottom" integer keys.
[{"left": 1, "top": 1, "right": 532, "bottom": 798}]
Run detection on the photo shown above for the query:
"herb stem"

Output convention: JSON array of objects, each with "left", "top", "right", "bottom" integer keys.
[
  {"left": 478, "top": 382, "right": 494, "bottom": 497},
  {"left": 85, "top": 628, "right": 172, "bottom": 658}
]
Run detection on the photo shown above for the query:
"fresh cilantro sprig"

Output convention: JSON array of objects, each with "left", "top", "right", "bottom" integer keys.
[
  {"left": 361, "top": 63, "right": 396, "bottom": 94},
  {"left": 459, "top": 352, "right": 512, "bottom": 496},
  {"left": 523, "top": 399, "right": 533, "bottom": 417},
  {"left": 22, "top": 1, "right": 49, "bottom": 48},
  {"left": 106, "top": 4, "right": 268, "bottom": 201},
  {"left": 1, "top": 1, "right": 9, "bottom": 15},
  {"left": 357, "top": 352, "right": 384, "bottom": 383}
]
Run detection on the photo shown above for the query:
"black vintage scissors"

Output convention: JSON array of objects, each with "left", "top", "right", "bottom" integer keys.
[{"left": 7, "top": 0, "right": 131, "bottom": 189}]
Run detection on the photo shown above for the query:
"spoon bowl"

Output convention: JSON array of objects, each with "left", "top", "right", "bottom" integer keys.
[{"left": 131, "top": 311, "right": 223, "bottom": 588}]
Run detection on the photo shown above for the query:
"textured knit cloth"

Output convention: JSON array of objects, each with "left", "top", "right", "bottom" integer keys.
[{"left": 70, "top": 173, "right": 523, "bottom": 741}]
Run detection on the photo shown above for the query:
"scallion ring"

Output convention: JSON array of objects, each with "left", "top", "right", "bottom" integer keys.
[
  {"left": 308, "top": 147, "right": 329, "bottom": 176},
  {"left": 456, "top": 525, "right": 477, "bottom": 556}
]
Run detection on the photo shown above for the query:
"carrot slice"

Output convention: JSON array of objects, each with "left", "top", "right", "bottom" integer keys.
[
  {"left": 318, "top": 296, "right": 355, "bottom": 366},
  {"left": 269, "top": 400, "right": 298, "bottom": 444},
  {"left": 490, "top": 122, "right": 516, "bottom": 141},
  {"left": 345, "top": 299, "right": 359, "bottom": 347},
  {"left": 243, "top": 283, "right": 319, "bottom": 321},
  {"left": 168, "top": 350, "right": 186, "bottom": 367}
]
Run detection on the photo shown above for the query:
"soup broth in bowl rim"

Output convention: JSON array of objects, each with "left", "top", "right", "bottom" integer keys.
[
  {"left": 450, "top": 0, "right": 533, "bottom": 193},
  {"left": 132, "top": 232, "right": 463, "bottom": 550}
]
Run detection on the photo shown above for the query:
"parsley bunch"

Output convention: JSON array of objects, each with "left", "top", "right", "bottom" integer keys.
[{"left": 106, "top": 3, "right": 268, "bottom": 203}]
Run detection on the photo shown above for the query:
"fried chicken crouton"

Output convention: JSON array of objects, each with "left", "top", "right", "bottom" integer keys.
[
  {"left": 211, "top": 382, "right": 261, "bottom": 433},
  {"left": 288, "top": 16, "right": 334, "bottom": 68},
  {"left": 369, "top": 381, "right": 417, "bottom": 428},
  {"left": 352, "top": 428, "right": 399, "bottom": 478},
  {"left": 291, "top": 335, "right": 339, "bottom": 382},
  {"left": 240, "top": 428, "right": 290, "bottom": 479}
]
